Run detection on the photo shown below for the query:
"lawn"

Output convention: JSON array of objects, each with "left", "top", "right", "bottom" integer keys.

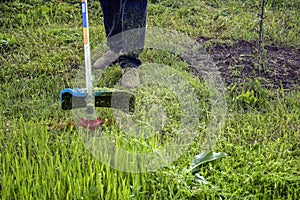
[{"left": 0, "top": 0, "right": 299, "bottom": 199}]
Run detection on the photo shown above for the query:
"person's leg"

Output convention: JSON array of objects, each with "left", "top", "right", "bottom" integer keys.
[
  {"left": 118, "top": 0, "right": 148, "bottom": 69},
  {"left": 94, "top": 0, "right": 124, "bottom": 69},
  {"left": 99, "top": 0, "right": 123, "bottom": 53}
]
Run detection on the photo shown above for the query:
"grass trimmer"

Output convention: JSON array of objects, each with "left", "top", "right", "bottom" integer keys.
[{"left": 60, "top": 0, "right": 135, "bottom": 130}]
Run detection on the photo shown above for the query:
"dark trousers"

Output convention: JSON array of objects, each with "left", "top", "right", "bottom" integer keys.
[{"left": 99, "top": 0, "right": 148, "bottom": 68}]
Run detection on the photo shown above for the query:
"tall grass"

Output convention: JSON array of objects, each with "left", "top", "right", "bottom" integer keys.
[{"left": 0, "top": 0, "right": 299, "bottom": 199}]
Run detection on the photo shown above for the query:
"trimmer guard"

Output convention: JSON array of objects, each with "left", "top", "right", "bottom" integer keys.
[{"left": 60, "top": 88, "right": 135, "bottom": 112}]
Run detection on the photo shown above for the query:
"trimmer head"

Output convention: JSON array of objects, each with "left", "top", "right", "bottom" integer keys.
[
  {"left": 60, "top": 87, "right": 135, "bottom": 129},
  {"left": 80, "top": 118, "right": 103, "bottom": 130},
  {"left": 60, "top": 88, "right": 135, "bottom": 112}
]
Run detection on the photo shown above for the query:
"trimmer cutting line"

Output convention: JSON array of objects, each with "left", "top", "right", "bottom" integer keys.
[{"left": 60, "top": 0, "right": 135, "bottom": 130}]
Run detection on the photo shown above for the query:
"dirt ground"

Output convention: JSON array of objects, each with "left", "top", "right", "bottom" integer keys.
[{"left": 196, "top": 37, "right": 300, "bottom": 90}]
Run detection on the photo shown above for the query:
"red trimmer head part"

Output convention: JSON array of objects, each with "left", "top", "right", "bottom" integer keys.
[{"left": 80, "top": 118, "right": 103, "bottom": 130}]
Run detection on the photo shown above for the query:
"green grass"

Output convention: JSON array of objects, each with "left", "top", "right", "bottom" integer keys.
[{"left": 1, "top": 0, "right": 300, "bottom": 199}]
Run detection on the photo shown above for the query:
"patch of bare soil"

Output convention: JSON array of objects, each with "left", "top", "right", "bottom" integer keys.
[{"left": 196, "top": 37, "right": 300, "bottom": 90}]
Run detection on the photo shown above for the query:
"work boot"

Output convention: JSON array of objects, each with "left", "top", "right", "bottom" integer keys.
[
  {"left": 93, "top": 50, "right": 119, "bottom": 70},
  {"left": 121, "top": 68, "right": 140, "bottom": 88}
]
